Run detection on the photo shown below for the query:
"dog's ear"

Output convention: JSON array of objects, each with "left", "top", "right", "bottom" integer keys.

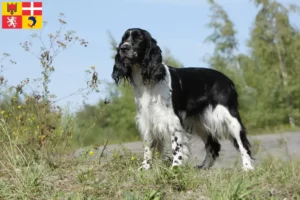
[
  {"left": 142, "top": 34, "right": 166, "bottom": 84},
  {"left": 112, "top": 45, "right": 132, "bottom": 85},
  {"left": 112, "top": 48, "right": 123, "bottom": 85}
]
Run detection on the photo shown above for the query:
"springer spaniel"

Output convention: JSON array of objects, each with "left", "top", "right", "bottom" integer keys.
[{"left": 112, "top": 28, "right": 254, "bottom": 171}]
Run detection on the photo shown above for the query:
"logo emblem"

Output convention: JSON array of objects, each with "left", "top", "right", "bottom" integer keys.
[
  {"left": 6, "top": 16, "right": 17, "bottom": 28},
  {"left": 2, "top": 2, "right": 43, "bottom": 29},
  {"left": 7, "top": 3, "right": 17, "bottom": 15},
  {"left": 28, "top": 16, "right": 36, "bottom": 28}
]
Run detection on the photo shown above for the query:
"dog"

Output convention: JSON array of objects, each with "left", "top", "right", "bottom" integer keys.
[{"left": 111, "top": 28, "right": 254, "bottom": 171}]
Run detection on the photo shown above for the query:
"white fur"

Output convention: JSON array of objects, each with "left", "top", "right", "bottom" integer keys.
[
  {"left": 132, "top": 64, "right": 190, "bottom": 169},
  {"left": 132, "top": 64, "right": 173, "bottom": 142},
  {"left": 181, "top": 104, "right": 253, "bottom": 170},
  {"left": 200, "top": 104, "right": 231, "bottom": 139},
  {"left": 201, "top": 105, "right": 253, "bottom": 170}
]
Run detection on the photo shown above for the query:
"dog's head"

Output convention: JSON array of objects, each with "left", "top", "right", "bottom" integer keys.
[{"left": 112, "top": 28, "right": 166, "bottom": 85}]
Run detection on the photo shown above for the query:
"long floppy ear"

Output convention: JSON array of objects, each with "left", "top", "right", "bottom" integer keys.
[
  {"left": 111, "top": 46, "right": 132, "bottom": 85},
  {"left": 142, "top": 36, "right": 166, "bottom": 84}
]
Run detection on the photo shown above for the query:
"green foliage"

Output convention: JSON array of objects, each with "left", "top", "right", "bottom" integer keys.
[
  {"left": 246, "top": 0, "right": 300, "bottom": 128},
  {"left": 75, "top": 83, "right": 139, "bottom": 146},
  {"left": 0, "top": 14, "right": 101, "bottom": 169},
  {"left": 205, "top": 0, "right": 300, "bottom": 132}
]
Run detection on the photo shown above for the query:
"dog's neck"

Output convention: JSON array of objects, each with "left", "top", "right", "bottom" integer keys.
[
  {"left": 131, "top": 63, "right": 167, "bottom": 88},
  {"left": 131, "top": 64, "right": 143, "bottom": 87}
]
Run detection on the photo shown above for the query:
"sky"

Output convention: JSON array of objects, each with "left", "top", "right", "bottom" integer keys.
[{"left": 0, "top": 0, "right": 299, "bottom": 110}]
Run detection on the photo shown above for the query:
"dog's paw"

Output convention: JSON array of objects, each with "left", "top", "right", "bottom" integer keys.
[
  {"left": 242, "top": 165, "right": 254, "bottom": 172},
  {"left": 194, "top": 165, "right": 210, "bottom": 170},
  {"left": 138, "top": 165, "right": 150, "bottom": 171},
  {"left": 138, "top": 161, "right": 151, "bottom": 171},
  {"left": 162, "top": 156, "right": 173, "bottom": 166}
]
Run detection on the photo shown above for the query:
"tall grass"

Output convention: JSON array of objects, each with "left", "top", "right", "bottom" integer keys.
[{"left": 0, "top": 141, "right": 300, "bottom": 199}]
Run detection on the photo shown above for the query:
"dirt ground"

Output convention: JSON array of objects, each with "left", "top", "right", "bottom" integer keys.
[{"left": 75, "top": 132, "right": 300, "bottom": 169}]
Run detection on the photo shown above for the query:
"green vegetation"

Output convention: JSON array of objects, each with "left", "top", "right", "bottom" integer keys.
[
  {"left": 0, "top": 144, "right": 300, "bottom": 199},
  {"left": 0, "top": 0, "right": 300, "bottom": 199},
  {"left": 205, "top": 0, "right": 300, "bottom": 133}
]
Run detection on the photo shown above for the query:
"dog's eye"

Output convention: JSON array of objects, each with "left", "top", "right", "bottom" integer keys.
[{"left": 122, "top": 33, "right": 130, "bottom": 40}]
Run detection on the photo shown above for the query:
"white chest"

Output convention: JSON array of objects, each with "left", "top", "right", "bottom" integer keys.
[
  {"left": 131, "top": 66, "right": 176, "bottom": 140},
  {"left": 133, "top": 83, "right": 172, "bottom": 137}
]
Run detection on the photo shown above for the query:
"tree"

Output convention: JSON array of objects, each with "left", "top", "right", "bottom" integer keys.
[
  {"left": 205, "top": 0, "right": 257, "bottom": 128},
  {"left": 248, "top": 0, "right": 300, "bottom": 127},
  {"left": 205, "top": 0, "right": 300, "bottom": 131}
]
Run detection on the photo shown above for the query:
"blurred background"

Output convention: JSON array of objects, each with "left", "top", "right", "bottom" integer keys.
[{"left": 1, "top": 0, "right": 300, "bottom": 148}]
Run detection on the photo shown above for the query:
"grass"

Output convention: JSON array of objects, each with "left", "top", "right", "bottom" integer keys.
[
  {"left": 0, "top": 99, "right": 299, "bottom": 199},
  {"left": 248, "top": 125, "right": 300, "bottom": 136},
  {"left": 1, "top": 139, "right": 300, "bottom": 200}
]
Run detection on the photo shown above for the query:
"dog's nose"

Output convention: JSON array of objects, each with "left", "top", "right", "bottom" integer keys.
[{"left": 120, "top": 43, "right": 131, "bottom": 51}]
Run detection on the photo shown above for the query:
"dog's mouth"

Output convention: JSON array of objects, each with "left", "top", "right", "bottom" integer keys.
[
  {"left": 123, "top": 58, "right": 132, "bottom": 67},
  {"left": 122, "top": 52, "right": 138, "bottom": 59},
  {"left": 122, "top": 52, "right": 139, "bottom": 68}
]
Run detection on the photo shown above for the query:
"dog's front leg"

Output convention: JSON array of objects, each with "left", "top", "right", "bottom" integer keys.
[
  {"left": 138, "top": 140, "right": 153, "bottom": 171},
  {"left": 140, "top": 145, "right": 153, "bottom": 170},
  {"left": 171, "top": 128, "right": 191, "bottom": 168}
]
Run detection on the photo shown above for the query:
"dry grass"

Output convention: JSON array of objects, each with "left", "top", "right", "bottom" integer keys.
[{"left": 1, "top": 140, "right": 300, "bottom": 200}]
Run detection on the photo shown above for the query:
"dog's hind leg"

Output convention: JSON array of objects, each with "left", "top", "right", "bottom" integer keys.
[
  {"left": 197, "top": 134, "right": 221, "bottom": 169},
  {"left": 199, "top": 104, "right": 254, "bottom": 171},
  {"left": 226, "top": 108, "right": 254, "bottom": 171}
]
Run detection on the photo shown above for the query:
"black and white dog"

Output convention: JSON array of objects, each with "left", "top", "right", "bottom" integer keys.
[{"left": 112, "top": 28, "right": 254, "bottom": 171}]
